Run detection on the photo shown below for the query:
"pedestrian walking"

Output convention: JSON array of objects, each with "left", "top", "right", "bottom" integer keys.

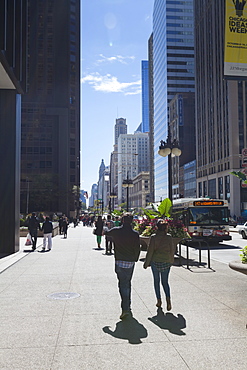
[
  {"left": 28, "top": 212, "right": 41, "bottom": 250},
  {"left": 143, "top": 219, "right": 175, "bottom": 311},
  {"left": 104, "top": 213, "right": 140, "bottom": 320},
  {"left": 41, "top": 216, "right": 53, "bottom": 251},
  {"left": 62, "top": 217, "right": 69, "bottom": 238},
  {"left": 94, "top": 215, "right": 104, "bottom": 249},
  {"left": 58, "top": 217, "right": 63, "bottom": 234},
  {"left": 114, "top": 216, "right": 121, "bottom": 226},
  {"left": 105, "top": 214, "right": 115, "bottom": 254}
]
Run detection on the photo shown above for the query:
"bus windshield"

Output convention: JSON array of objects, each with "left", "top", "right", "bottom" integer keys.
[{"left": 188, "top": 207, "right": 229, "bottom": 226}]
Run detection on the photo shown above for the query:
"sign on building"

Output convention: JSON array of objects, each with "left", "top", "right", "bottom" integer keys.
[{"left": 224, "top": 0, "right": 247, "bottom": 79}]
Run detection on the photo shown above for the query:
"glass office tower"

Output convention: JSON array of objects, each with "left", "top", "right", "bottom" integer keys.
[
  {"left": 141, "top": 60, "right": 150, "bottom": 133},
  {"left": 153, "top": 0, "right": 195, "bottom": 201}
]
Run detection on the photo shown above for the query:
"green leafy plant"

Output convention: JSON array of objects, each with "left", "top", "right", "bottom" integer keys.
[
  {"left": 230, "top": 170, "right": 247, "bottom": 184},
  {"left": 240, "top": 246, "right": 247, "bottom": 263},
  {"left": 158, "top": 198, "right": 172, "bottom": 217}
]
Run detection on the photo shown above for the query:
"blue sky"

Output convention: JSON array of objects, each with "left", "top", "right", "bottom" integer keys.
[{"left": 81, "top": 0, "right": 153, "bottom": 195}]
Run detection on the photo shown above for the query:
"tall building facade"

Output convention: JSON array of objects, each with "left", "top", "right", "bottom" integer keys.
[
  {"left": 111, "top": 117, "right": 128, "bottom": 203},
  {"left": 20, "top": 0, "right": 80, "bottom": 217},
  {"left": 89, "top": 183, "right": 98, "bottom": 208},
  {"left": 114, "top": 118, "right": 127, "bottom": 147},
  {"left": 97, "top": 160, "right": 109, "bottom": 213},
  {"left": 117, "top": 132, "right": 149, "bottom": 205},
  {"left": 169, "top": 92, "right": 196, "bottom": 199},
  {"left": 194, "top": 0, "right": 247, "bottom": 217},
  {"left": 141, "top": 60, "right": 149, "bottom": 133},
  {"left": 153, "top": 0, "right": 195, "bottom": 201},
  {"left": 148, "top": 33, "right": 155, "bottom": 203},
  {"left": 0, "top": 0, "right": 28, "bottom": 256}
]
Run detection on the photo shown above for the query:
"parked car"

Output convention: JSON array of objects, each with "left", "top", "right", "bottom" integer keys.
[
  {"left": 239, "top": 222, "right": 247, "bottom": 238},
  {"left": 229, "top": 218, "right": 237, "bottom": 228}
]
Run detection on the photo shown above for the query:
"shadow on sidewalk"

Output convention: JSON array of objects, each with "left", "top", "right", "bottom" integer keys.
[
  {"left": 102, "top": 316, "right": 148, "bottom": 344},
  {"left": 148, "top": 308, "right": 186, "bottom": 336}
]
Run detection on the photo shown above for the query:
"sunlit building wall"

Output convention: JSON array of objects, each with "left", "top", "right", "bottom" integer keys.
[
  {"left": 153, "top": 0, "right": 195, "bottom": 201},
  {"left": 194, "top": 0, "right": 247, "bottom": 218}
]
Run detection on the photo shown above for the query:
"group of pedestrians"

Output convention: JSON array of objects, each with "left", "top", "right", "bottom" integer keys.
[
  {"left": 28, "top": 213, "right": 70, "bottom": 252},
  {"left": 94, "top": 214, "right": 120, "bottom": 253},
  {"left": 94, "top": 213, "right": 175, "bottom": 320},
  {"left": 27, "top": 212, "right": 53, "bottom": 252}
]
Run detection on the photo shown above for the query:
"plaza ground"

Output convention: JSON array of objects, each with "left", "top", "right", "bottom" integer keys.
[{"left": 0, "top": 224, "right": 246, "bottom": 369}]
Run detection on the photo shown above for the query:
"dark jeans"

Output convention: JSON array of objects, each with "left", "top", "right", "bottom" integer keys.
[
  {"left": 115, "top": 264, "right": 134, "bottom": 311},
  {"left": 151, "top": 262, "right": 171, "bottom": 299},
  {"left": 30, "top": 229, "right": 38, "bottom": 249},
  {"left": 105, "top": 236, "right": 113, "bottom": 254}
]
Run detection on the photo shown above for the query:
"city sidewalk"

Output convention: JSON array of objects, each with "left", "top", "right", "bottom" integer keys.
[{"left": 0, "top": 224, "right": 246, "bottom": 369}]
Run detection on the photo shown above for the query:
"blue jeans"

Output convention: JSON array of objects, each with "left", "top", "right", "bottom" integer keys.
[
  {"left": 115, "top": 264, "right": 134, "bottom": 311},
  {"left": 151, "top": 262, "right": 171, "bottom": 299}
]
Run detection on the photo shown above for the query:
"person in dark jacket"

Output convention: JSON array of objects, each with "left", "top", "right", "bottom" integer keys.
[
  {"left": 28, "top": 212, "right": 41, "bottom": 250},
  {"left": 104, "top": 213, "right": 140, "bottom": 320},
  {"left": 94, "top": 215, "right": 104, "bottom": 249},
  {"left": 62, "top": 217, "right": 69, "bottom": 238},
  {"left": 105, "top": 214, "right": 115, "bottom": 254},
  {"left": 41, "top": 217, "right": 53, "bottom": 251},
  {"left": 58, "top": 217, "right": 63, "bottom": 234}
]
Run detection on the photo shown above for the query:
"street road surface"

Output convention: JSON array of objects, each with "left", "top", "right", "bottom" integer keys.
[{"left": 180, "top": 227, "right": 245, "bottom": 265}]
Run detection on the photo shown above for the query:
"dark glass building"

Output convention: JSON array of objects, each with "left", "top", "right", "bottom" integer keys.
[
  {"left": 0, "top": 0, "right": 28, "bottom": 256},
  {"left": 194, "top": 0, "right": 247, "bottom": 217},
  {"left": 141, "top": 60, "right": 149, "bottom": 133},
  {"left": 20, "top": 0, "right": 80, "bottom": 217}
]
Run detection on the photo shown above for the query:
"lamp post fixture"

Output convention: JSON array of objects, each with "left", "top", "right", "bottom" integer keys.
[
  {"left": 109, "top": 192, "right": 117, "bottom": 212},
  {"left": 122, "top": 173, "right": 134, "bottom": 212},
  {"left": 158, "top": 128, "right": 182, "bottom": 202}
]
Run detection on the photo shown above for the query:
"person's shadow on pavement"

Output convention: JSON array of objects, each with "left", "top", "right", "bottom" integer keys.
[
  {"left": 103, "top": 316, "right": 148, "bottom": 344},
  {"left": 148, "top": 308, "right": 186, "bottom": 336}
]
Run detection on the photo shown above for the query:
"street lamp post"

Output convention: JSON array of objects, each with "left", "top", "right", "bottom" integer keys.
[
  {"left": 122, "top": 173, "right": 134, "bottom": 212},
  {"left": 109, "top": 192, "right": 117, "bottom": 212},
  {"left": 158, "top": 128, "right": 182, "bottom": 202}
]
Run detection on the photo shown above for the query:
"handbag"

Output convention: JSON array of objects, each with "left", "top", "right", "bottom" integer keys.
[
  {"left": 25, "top": 233, "right": 32, "bottom": 246},
  {"left": 92, "top": 228, "right": 96, "bottom": 235}
]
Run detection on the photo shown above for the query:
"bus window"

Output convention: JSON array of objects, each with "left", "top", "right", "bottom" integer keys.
[{"left": 189, "top": 207, "right": 229, "bottom": 225}]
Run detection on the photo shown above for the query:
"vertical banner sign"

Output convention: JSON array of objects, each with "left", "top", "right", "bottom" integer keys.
[{"left": 224, "top": 0, "right": 247, "bottom": 78}]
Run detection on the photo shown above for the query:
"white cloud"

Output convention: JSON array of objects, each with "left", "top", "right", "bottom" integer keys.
[
  {"left": 81, "top": 72, "right": 141, "bottom": 95},
  {"left": 96, "top": 54, "right": 135, "bottom": 65}
]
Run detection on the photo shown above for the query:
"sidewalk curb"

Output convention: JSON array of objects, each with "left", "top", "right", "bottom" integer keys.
[{"left": 0, "top": 242, "right": 43, "bottom": 274}]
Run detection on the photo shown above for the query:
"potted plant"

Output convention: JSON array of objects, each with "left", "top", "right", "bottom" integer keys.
[
  {"left": 137, "top": 198, "right": 190, "bottom": 251},
  {"left": 229, "top": 246, "right": 247, "bottom": 275}
]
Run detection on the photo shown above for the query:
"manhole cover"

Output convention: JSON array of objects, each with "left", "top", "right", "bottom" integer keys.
[{"left": 47, "top": 292, "right": 80, "bottom": 300}]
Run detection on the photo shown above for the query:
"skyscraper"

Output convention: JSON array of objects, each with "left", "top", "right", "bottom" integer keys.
[
  {"left": 148, "top": 33, "right": 155, "bottom": 203},
  {"left": 0, "top": 0, "right": 28, "bottom": 256},
  {"left": 153, "top": 0, "right": 195, "bottom": 201},
  {"left": 20, "top": 0, "right": 80, "bottom": 217},
  {"left": 117, "top": 132, "right": 149, "bottom": 205},
  {"left": 114, "top": 118, "right": 127, "bottom": 147},
  {"left": 194, "top": 0, "right": 247, "bottom": 217},
  {"left": 141, "top": 60, "right": 149, "bottom": 133},
  {"left": 111, "top": 117, "right": 128, "bottom": 203}
]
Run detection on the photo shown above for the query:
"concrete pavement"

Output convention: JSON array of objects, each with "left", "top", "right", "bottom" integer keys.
[{"left": 0, "top": 224, "right": 247, "bottom": 369}]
